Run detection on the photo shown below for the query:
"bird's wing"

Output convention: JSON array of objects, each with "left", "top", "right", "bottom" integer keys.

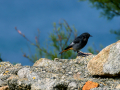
[
  {"left": 59, "top": 36, "right": 81, "bottom": 54},
  {"left": 63, "top": 42, "right": 74, "bottom": 50},
  {"left": 59, "top": 42, "right": 74, "bottom": 54},
  {"left": 64, "top": 37, "right": 81, "bottom": 50},
  {"left": 73, "top": 36, "right": 82, "bottom": 43}
]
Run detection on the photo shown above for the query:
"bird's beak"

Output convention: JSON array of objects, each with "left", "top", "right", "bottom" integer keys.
[{"left": 90, "top": 35, "right": 92, "bottom": 37}]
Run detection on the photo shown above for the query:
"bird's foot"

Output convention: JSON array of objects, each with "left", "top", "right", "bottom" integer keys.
[{"left": 77, "top": 51, "right": 92, "bottom": 57}]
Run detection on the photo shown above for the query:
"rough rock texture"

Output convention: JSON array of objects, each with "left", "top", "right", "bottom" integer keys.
[
  {"left": 0, "top": 56, "right": 95, "bottom": 90},
  {"left": 0, "top": 85, "right": 9, "bottom": 90},
  {"left": 87, "top": 40, "right": 120, "bottom": 75},
  {"left": 0, "top": 41, "right": 120, "bottom": 90}
]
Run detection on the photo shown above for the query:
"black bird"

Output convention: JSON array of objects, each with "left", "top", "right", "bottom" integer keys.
[{"left": 59, "top": 32, "right": 92, "bottom": 54}]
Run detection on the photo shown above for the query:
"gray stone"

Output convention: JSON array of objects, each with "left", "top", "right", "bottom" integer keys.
[
  {"left": 0, "top": 79, "right": 7, "bottom": 86},
  {"left": 68, "top": 82, "right": 77, "bottom": 90},
  {"left": 103, "top": 43, "right": 120, "bottom": 75},
  {"left": 31, "top": 78, "right": 56, "bottom": 90},
  {"left": 17, "top": 67, "right": 30, "bottom": 78},
  {"left": 1, "top": 41, "right": 120, "bottom": 90},
  {"left": 8, "top": 79, "right": 31, "bottom": 90},
  {"left": 87, "top": 40, "right": 120, "bottom": 76},
  {"left": 18, "top": 67, "right": 40, "bottom": 81}
]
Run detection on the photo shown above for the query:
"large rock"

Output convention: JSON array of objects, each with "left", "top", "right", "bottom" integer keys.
[
  {"left": 1, "top": 47, "right": 120, "bottom": 90},
  {"left": 87, "top": 40, "right": 120, "bottom": 75}
]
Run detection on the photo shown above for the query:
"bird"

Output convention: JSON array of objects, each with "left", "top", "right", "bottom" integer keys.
[{"left": 59, "top": 32, "right": 92, "bottom": 54}]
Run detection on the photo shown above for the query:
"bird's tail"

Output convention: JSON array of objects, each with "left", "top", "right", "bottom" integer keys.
[{"left": 59, "top": 48, "right": 73, "bottom": 54}]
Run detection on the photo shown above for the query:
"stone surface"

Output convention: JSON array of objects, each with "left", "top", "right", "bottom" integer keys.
[
  {"left": 116, "top": 84, "right": 120, "bottom": 89},
  {"left": 31, "top": 78, "right": 57, "bottom": 90},
  {"left": 87, "top": 40, "right": 120, "bottom": 75},
  {"left": 68, "top": 82, "right": 78, "bottom": 90},
  {"left": 17, "top": 67, "right": 30, "bottom": 78},
  {"left": 8, "top": 78, "right": 31, "bottom": 90},
  {"left": 0, "top": 56, "right": 96, "bottom": 90},
  {"left": 103, "top": 42, "right": 120, "bottom": 74},
  {"left": 0, "top": 79, "right": 7, "bottom": 87},
  {"left": 0, "top": 85, "right": 9, "bottom": 90},
  {"left": 1, "top": 41, "right": 120, "bottom": 90}
]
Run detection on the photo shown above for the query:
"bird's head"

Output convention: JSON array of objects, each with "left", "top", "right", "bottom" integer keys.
[
  {"left": 82, "top": 32, "right": 92, "bottom": 37},
  {"left": 81, "top": 32, "right": 92, "bottom": 41}
]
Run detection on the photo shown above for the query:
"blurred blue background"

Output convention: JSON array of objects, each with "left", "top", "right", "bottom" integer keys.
[{"left": 0, "top": 0, "right": 119, "bottom": 65}]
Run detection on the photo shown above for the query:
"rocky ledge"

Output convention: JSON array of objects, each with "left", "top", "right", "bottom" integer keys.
[{"left": 1, "top": 40, "right": 120, "bottom": 90}]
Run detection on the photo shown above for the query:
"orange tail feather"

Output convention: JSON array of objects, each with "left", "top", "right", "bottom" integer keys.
[{"left": 59, "top": 48, "right": 73, "bottom": 54}]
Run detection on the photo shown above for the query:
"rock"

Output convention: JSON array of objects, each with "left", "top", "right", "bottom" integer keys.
[
  {"left": 1, "top": 45, "right": 120, "bottom": 90},
  {"left": 68, "top": 82, "right": 77, "bottom": 90},
  {"left": 116, "top": 84, "right": 120, "bottom": 89},
  {"left": 17, "top": 67, "right": 30, "bottom": 78},
  {"left": 33, "top": 58, "right": 62, "bottom": 67},
  {"left": 0, "top": 85, "right": 9, "bottom": 90},
  {"left": 82, "top": 81, "right": 99, "bottom": 90},
  {"left": 53, "top": 80, "right": 69, "bottom": 90},
  {"left": 87, "top": 40, "right": 120, "bottom": 76},
  {"left": 103, "top": 41, "right": 120, "bottom": 74},
  {"left": 0, "top": 62, "right": 22, "bottom": 77},
  {"left": 0, "top": 79, "right": 7, "bottom": 87},
  {"left": 0, "top": 62, "right": 13, "bottom": 67},
  {"left": 33, "top": 58, "right": 63, "bottom": 72},
  {"left": 18, "top": 67, "right": 40, "bottom": 81},
  {"left": 8, "top": 78, "right": 31, "bottom": 90},
  {"left": 7, "top": 75, "right": 19, "bottom": 80},
  {"left": 31, "top": 78, "right": 56, "bottom": 90}
]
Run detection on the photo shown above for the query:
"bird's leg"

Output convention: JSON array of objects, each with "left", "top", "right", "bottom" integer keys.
[
  {"left": 79, "top": 51, "right": 92, "bottom": 55},
  {"left": 77, "top": 51, "right": 79, "bottom": 53}
]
